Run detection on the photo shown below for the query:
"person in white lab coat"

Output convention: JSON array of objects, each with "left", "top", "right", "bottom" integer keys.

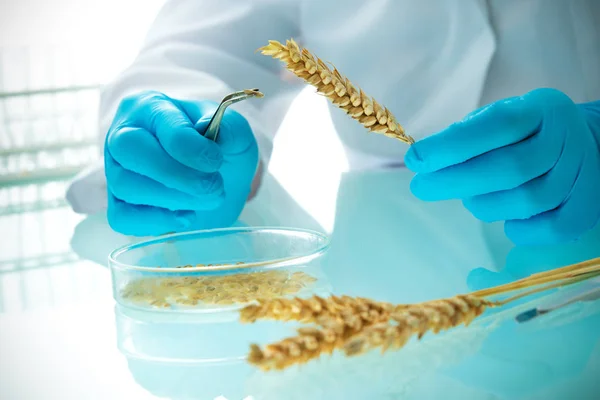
[{"left": 65, "top": 0, "right": 600, "bottom": 246}]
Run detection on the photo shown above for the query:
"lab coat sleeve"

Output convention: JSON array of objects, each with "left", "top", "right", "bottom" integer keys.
[{"left": 66, "top": 0, "right": 301, "bottom": 214}]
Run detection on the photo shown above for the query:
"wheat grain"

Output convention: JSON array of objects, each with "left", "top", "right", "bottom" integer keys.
[
  {"left": 343, "top": 295, "right": 494, "bottom": 356},
  {"left": 258, "top": 39, "right": 415, "bottom": 145}
]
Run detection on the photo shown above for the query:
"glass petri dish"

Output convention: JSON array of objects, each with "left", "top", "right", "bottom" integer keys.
[{"left": 108, "top": 226, "right": 331, "bottom": 313}]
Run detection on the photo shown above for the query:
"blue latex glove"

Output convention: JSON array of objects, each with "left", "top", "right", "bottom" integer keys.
[
  {"left": 104, "top": 91, "right": 259, "bottom": 236},
  {"left": 405, "top": 88, "right": 600, "bottom": 246}
]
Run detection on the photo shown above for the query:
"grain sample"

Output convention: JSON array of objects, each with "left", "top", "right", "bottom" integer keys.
[{"left": 120, "top": 269, "right": 318, "bottom": 309}]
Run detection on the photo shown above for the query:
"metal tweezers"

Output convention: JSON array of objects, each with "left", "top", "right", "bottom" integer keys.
[{"left": 202, "top": 88, "right": 264, "bottom": 142}]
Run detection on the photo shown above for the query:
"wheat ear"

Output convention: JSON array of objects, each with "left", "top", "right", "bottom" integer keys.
[
  {"left": 243, "top": 294, "right": 492, "bottom": 370},
  {"left": 343, "top": 261, "right": 600, "bottom": 358},
  {"left": 248, "top": 326, "right": 340, "bottom": 371},
  {"left": 244, "top": 258, "right": 600, "bottom": 371},
  {"left": 246, "top": 299, "right": 394, "bottom": 371},
  {"left": 343, "top": 295, "right": 493, "bottom": 356},
  {"left": 240, "top": 295, "right": 395, "bottom": 324},
  {"left": 258, "top": 39, "right": 415, "bottom": 145}
]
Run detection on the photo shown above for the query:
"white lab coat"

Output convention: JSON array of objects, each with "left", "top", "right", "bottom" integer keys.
[{"left": 66, "top": 0, "right": 600, "bottom": 214}]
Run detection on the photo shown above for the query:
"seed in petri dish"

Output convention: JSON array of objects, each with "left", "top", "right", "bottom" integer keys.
[
  {"left": 177, "top": 298, "right": 198, "bottom": 306},
  {"left": 178, "top": 287, "right": 196, "bottom": 297},
  {"left": 120, "top": 264, "right": 319, "bottom": 309},
  {"left": 150, "top": 300, "right": 170, "bottom": 308},
  {"left": 283, "top": 287, "right": 300, "bottom": 295}
]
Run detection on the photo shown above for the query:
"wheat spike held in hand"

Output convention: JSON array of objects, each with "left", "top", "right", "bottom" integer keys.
[{"left": 258, "top": 39, "right": 415, "bottom": 145}]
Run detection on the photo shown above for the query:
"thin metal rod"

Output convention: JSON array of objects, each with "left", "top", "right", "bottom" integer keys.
[{"left": 515, "top": 283, "right": 600, "bottom": 323}]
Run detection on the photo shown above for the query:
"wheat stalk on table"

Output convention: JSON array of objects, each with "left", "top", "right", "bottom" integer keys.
[
  {"left": 241, "top": 257, "right": 600, "bottom": 371},
  {"left": 244, "top": 294, "right": 493, "bottom": 371},
  {"left": 258, "top": 39, "right": 415, "bottom": 145}
]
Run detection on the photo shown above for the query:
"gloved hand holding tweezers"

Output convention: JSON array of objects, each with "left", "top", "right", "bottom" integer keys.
[{"left": 103, "top": 89, "right": 263, "bottom": 236}]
